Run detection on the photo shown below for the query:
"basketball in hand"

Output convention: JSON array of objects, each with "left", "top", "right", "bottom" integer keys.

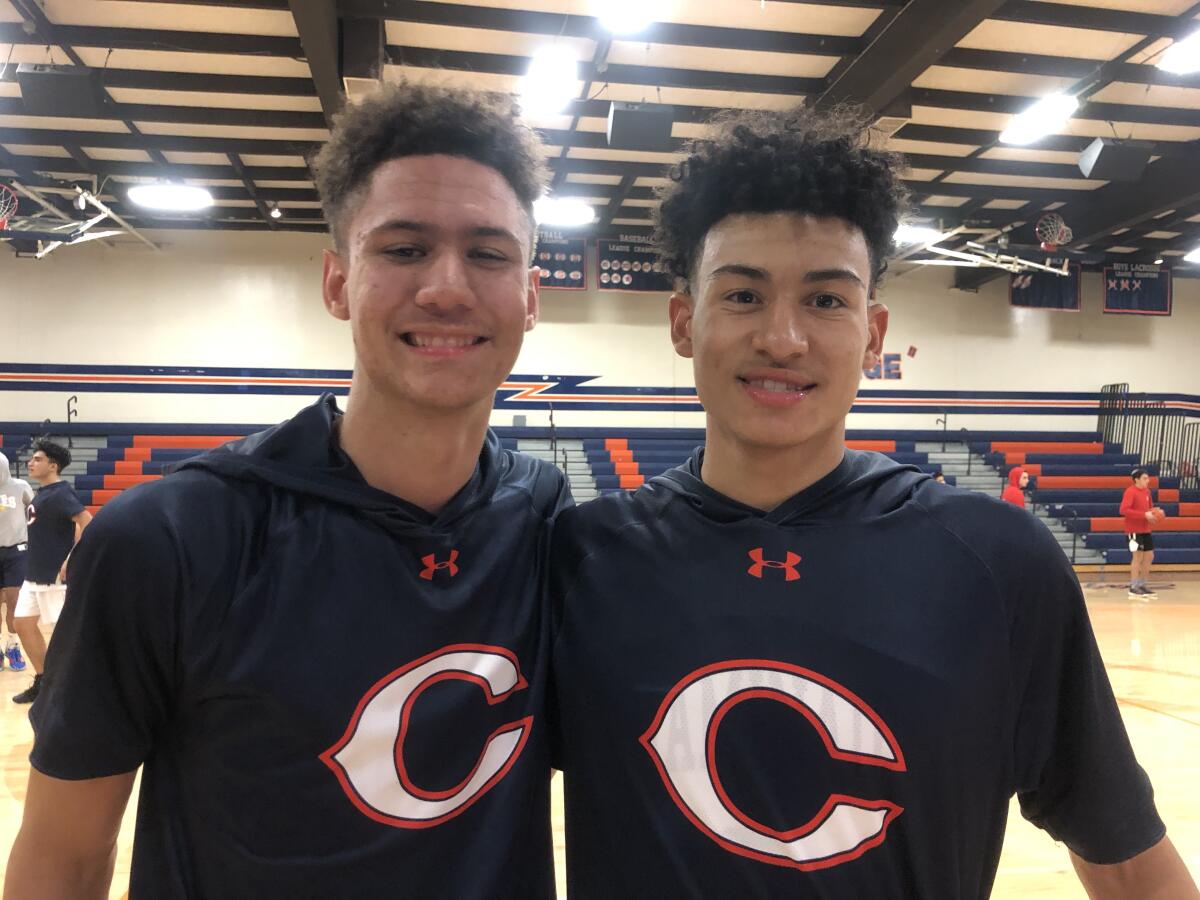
[{"left": 1149, "top": 507, "right": 1166, "bottom": 522}]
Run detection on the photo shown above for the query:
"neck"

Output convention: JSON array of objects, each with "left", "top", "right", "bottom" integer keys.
[
  {"left": 338, "top": 378, "right": 492, "bottom": 514},
  {"left": 40, "top": 474, "right": 60, "bottom": 486},
  {"left": 700, "top": 418, "right": 845, "bottom": 511}
]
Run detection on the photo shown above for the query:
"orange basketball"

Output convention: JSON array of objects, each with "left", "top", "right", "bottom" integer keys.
[{"left": 1149, "top": 507, "right": 1166, "bottom": 522}]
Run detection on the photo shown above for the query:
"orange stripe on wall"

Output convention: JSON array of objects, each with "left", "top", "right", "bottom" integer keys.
[
  {"left": 1180, "top": 503, "right": 1200, "bottom": 517},
  {"left": 124, "top": 447, "right": 152, "bottom": 462},
  {"left": 608, "top": 449, "right": 633, "bottom": 463},
  {"left": 1159, "top": 489, "right": 1180, "bottom": 503},
  {"left": 619, "top": 474, "right": 644, "bottom": 490},
  {"left": 113, "top": 461, "right": 144, "bottom": 476},
  {"left": 614, "top": 461, "right": 640, "bottom": 476},
  {"left": 845, "top": 440, "right": 895, "bottom": 452},
  {"left": 605, "top": 438, "right": 628, "bottom": 452}
]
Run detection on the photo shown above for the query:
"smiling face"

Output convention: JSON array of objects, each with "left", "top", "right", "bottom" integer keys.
[
  {"left": 670, "top": 212, "right": 887, "bottom": 453},
  {"left": 322, "top": 154, "right": 539, "bottom": 416}
]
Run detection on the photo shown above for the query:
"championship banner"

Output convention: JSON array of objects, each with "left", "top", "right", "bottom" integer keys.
[
  {"left": 1103, "top": 262, "right": 1172, "bottom": 316},
  {"left": 1009, "top": 260, "right": 1081, "bottom": 311},
  {"left": 534, "top": 231, "right": 587, "bottom": 290},
  {"left": 597, "top": 237, "right": 673, "bottom": 293}
]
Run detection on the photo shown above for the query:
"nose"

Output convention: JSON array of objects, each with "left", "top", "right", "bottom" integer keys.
[
  {"left": 749, "top": 299, "right": 808, "bottom": 362},
  {"left": 413, "top": 250, "right": 477, "bottom": 315}
]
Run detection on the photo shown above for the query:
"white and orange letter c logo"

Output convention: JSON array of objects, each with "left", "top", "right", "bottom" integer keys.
[
  {"left": 321, "top": 644, "right": 531, "bottom": 829},
  {"left": 641, "top": 660, "right": 905, "bottom": 871}
]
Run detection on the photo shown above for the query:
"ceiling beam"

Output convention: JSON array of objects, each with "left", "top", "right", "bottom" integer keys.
[
  {"left": 288, "top": 0, "right": 344, "bottom": 126},
  {"left": 911, "top": 88, "right": 1200, "bottom": 129},
  {"left": 814, "top": 0, "right": 1008, "bottom": 113},
  {"left": 343, "top": 0, "right": 862, "bottom": 57},
  {"left": 0, "top": 22, "right": 303, "bottom": 57},
  {"left": 990, "top": 1, "right": 1189, "bottom": 39},
  {"left": 227, "top": 153, "right": 277, "bottom": 229}
]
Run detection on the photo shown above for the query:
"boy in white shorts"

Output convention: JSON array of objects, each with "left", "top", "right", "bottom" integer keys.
[
  {"left": 0, "top": 451, "right": 34, "bottom": 670},
  {"left": 13, "top": 441, "right": 91, "bottom": 704}
]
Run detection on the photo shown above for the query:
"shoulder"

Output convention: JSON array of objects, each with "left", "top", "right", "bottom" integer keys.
[
  {"left": 89, "top": 468, "right": 262, "bottom": 553},
  {"left": 553, "top": 484, "right": 668, "bottom": 554},
  {"left": 496, "top": 449, "right": 569, "bottom": 517}
]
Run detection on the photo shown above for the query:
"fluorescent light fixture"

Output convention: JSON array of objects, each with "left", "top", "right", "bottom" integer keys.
[
  {"left": 1158, "top": 31, "right": 1200, "bottom": 76},
  {"left": 534, "top": 196, "right": 596, "bottom": 227},
  {"left": 1185, "top": 246, "right": 1200, "bottom": 264},
  {"left": 519, "top": 46, "right": 580, "bottom": 117},
  {"left": 594, "top": 0, "right": 657, "bottom": 35},
  {"left": 999, "top": 93, "right": 1078, "bottom": 145},
  {"left": 1154, "top": 257, "right": 1164, "bottom": 265},
  {"left": 894, "top": 224, "right": 944, "bottom": 245},
  {"left": 127, "top": 183, "right": 213, "bottom": 212}
]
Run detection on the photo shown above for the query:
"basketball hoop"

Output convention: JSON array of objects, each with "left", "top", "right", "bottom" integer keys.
[
  {"left": 0, "top": 183, "right": 17, "bottom": 231},
  {"left": 1035, "top": 212, "right": 1073, "bottom": 252}
]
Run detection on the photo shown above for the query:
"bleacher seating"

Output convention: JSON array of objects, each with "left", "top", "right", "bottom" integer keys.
[{"left": 3, "top": 425, "right": 1197, "bottom": 567}]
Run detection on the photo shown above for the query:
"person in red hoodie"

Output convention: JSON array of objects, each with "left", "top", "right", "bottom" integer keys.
[
  {"left": 1120, "top": 468, "right": 1158, "bottom": 600},
  {"left": 1002, "top": 466, "right": 1029, "bottom": 508}
]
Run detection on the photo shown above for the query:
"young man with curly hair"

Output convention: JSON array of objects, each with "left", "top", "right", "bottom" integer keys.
[
  {"left": 550, "top": 108, "right": 1195, "bottom": 898},
  {"left": 7, "top": 83, "right": 569, "bottom": 899}
]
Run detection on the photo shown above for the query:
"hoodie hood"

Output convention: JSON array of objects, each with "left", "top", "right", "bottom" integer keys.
[
  {"left": 1007, "top": 467, "right": 1026, "bottom": 488},
  {"left": 0, "top": 452, "right": 9, "bottom": 486},
  {"left": 175, "top": 394, "right": 503, "bottom": 536},
  {"left": 652, "top": 448, "right": 928, "bottom": 527}
]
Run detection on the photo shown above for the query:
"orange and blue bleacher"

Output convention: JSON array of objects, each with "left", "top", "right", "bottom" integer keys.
[{"left": 975, "top": 439, "right": 1200, "bottom": 566}]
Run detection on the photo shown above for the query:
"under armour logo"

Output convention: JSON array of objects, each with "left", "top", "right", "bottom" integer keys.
[
  {"left": 747, "top": 548, "right": 801, "bottom": 581},
  {"left": 420, "top": 550, "right": 460, "bottom": 580}
]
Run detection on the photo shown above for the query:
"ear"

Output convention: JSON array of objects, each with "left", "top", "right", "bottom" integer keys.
[
  {"left": 322, "top": 248, "right": 350, "bottom": 322},
  {"left": 863, "top": 300, "right": 889, "bottom": 370},
  {"left": 525, "top": 265, "right": 541, "bottom": 332},
  {"left": 668, "top": 291, "right": 695, "bottom": 359}
]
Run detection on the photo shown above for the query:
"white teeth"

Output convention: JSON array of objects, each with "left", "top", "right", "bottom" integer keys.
[
  {"left": 409, "top": 334, "right": 476, "bottom": 348},
  {"left": 747, "top": 378, "right": 805, "bottom": 393}
]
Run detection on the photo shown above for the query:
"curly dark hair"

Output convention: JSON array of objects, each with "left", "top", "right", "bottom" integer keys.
[
  {"left": 654, "top": 105, "right": 910, "bottom": 289},
  {"left": 33, "top": 439, "right": 71, "bottom": 474},
  {"left": 313, "top": 82, "right": 549, "bottom": 252}
]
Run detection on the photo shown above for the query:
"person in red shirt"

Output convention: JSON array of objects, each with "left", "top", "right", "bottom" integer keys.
[
  {"left": 1002, "top": 466, "right": 1029, "bottom": 508},
  {"left": 1120, "top": 468, "right": 1157, "bottom": 600}
]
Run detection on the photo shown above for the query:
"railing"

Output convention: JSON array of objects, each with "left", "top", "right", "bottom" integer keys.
[{"left": 1099, "top": 383, "right": 1200, "bottom": 490}]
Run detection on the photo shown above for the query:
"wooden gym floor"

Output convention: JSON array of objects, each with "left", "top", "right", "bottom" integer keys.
[{"left": 2, "top": 574, "right": 1198, "bottom": 898}]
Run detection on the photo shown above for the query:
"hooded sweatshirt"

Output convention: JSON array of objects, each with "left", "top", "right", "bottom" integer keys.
[
  {"left": 551, "top": 450, "right": 1161, "bottom": 900},
  {"left": 1002, "top": 467, "right": 1026, "bottom": 508},
  {"left": 0, "top": 451, "right": 34, "bottom": 547},
  {"left": 31, "top": 395, "right": 570, "bottom": 900},
  {"left": 1120, "top": 482, "right": 1154, "bottom": 534}
]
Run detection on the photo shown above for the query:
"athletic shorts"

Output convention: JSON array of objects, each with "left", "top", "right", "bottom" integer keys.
[
  {"left": 15, "top": 581, "right": 66, "bottom": 625},
  {"left": 1126, "top": 533, "right": 1154, "bottom": 553},
  {"left": 0, "top": 544, "right": 28, "bottom": 589}
]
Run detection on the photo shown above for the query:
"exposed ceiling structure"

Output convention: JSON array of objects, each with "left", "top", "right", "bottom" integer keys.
[{"left": 1, "top": 0, "right": 1199, "bottom": 282}]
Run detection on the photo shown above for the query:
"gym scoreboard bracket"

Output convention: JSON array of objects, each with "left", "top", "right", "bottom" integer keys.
[
  {"left": 535, "top": 230, "right": 587, "bottom": 290},
  {"left": 597, "top": 236, "right": 673, "bottom": 293},
  {"left": 1102, "top": 262, "right": 1172, "bottom": 316}
]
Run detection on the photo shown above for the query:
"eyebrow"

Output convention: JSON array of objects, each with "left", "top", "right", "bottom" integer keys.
[
  {"left": 707, "top": 263, "right": 867, "bottom": 290},
  {"left": 368, "top": 219, "right": 522, "bottom": 245}
]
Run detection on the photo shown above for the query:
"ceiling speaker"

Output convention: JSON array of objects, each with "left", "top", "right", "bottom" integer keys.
[
  {"left": 15, "top": 64, "right": 108, "bottom": 118},
  {"left": 1077, "top": 137, "right": 1153, "bottom": 181},
  {"left": 607, "top": 102, "right": 674, "bottom": 152}
]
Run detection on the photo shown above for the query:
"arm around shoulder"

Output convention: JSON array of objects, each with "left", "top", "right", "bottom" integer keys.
[
  {"left": 4, "top": 768, "right": 136, "bottom": 900},
  {"left": 1071, "top": 836, "right": 1199, "bottom": 900}
]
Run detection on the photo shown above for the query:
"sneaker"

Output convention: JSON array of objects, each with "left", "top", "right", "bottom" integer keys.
[
  {"left": 7, "top": 645, "right": 26, "bottom": 671},
  {"left": 13, "top": 674, "right": 40, "bottom": 704}
]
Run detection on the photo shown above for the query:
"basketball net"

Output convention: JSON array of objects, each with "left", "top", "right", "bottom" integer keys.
[{"left": 0, "top": 183, "right": 17, "bottom": 231}]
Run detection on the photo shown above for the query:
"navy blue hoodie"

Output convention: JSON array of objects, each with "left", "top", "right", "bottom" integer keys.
[
  {"left": 32, "top": 396, "right": 570, "bottom": 899},
  {"left": 551, "top": 450, "right": 1161, "bottom": 899}
]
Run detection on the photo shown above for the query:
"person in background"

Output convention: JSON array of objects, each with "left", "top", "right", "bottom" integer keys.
[
  {"left": 1002, "top": 466, "right": 1029, "bottom": 509},
  {"left": 1121, "top": 468, "right": 1157, "bottom": 600},
  {"left": 12, "top": 441, "right": 90, "bottom": 704},
  {"left": 0, "top": 451, "right": 34, "bottom": 671}
]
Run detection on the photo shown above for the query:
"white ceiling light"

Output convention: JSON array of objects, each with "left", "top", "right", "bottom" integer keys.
[
  {"left": 519, "top": 46, "right": 580, "bottom": 117},
  {"left": 999, "top": 93, "right": 1078, "bottom": 145},
  {"left": 594, "top": 0, "right": 658, "bottom": 35},
  {"left": 1158, "top": 30, "right": 1200, "bottom": 76},
  {"left": 894, "top": 224, "right": 944, "bottom": 245},
  {"left": 127, "top": 183, "right": 213, "bottom": 212},
  {"left": 1185, "top": 246, "right": 1200, "bottom": 264},
  {"left": 269, "top": 202, "right": 282, "bottom": 219},
  {"left": 534, "top": 196, "right": 596, "bottom": 227}
]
